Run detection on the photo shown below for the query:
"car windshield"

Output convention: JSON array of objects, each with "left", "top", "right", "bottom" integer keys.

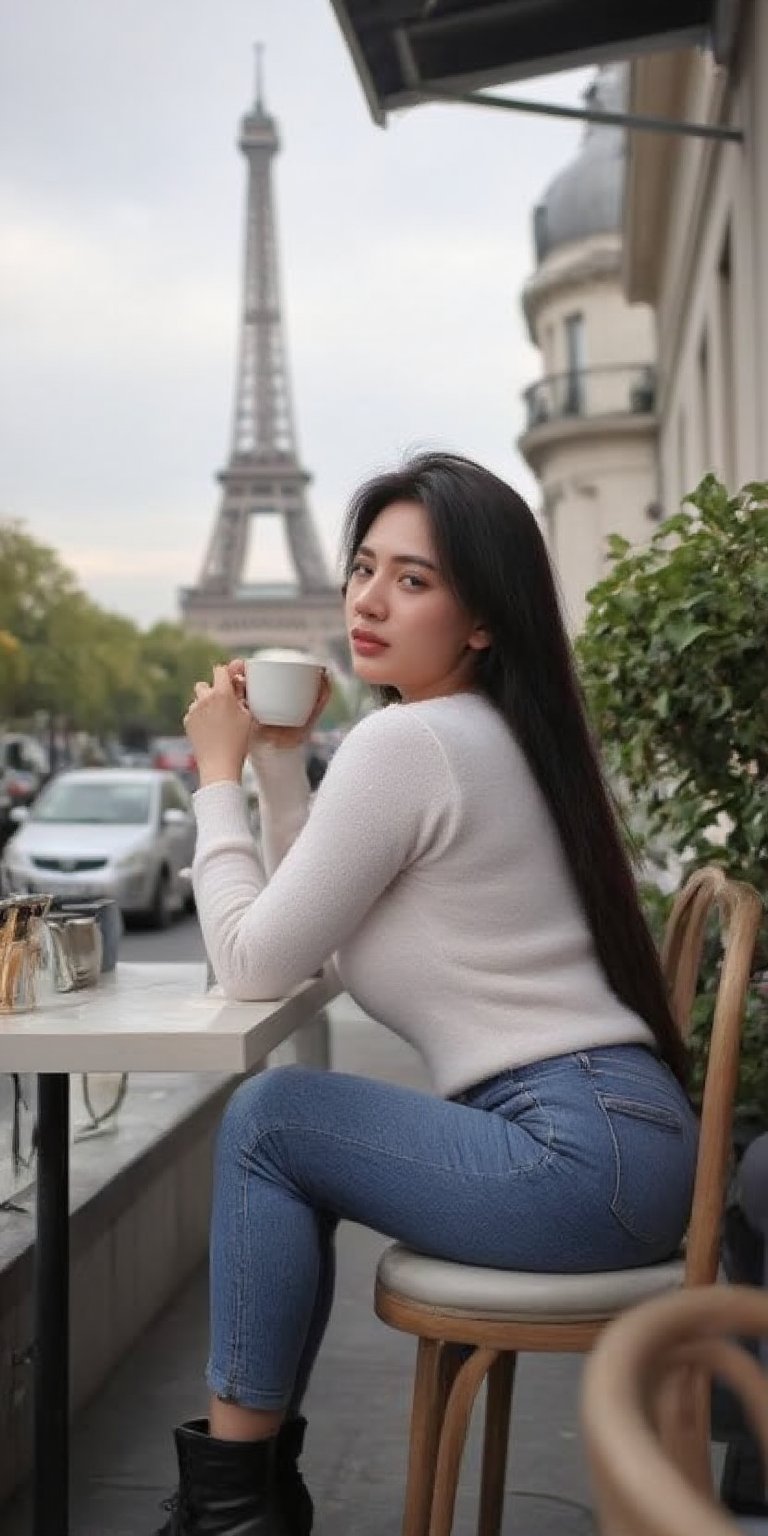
[{"left": 31, "top": 781, "right": 152, "bottom": 826}]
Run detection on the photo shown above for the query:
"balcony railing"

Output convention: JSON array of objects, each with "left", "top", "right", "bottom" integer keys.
[{"left": 522, "top": 364, "right": 656, "bottom": 433}]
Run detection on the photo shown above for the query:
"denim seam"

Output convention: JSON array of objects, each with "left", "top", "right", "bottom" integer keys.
[
  {"left": 592, "top": 1069, "right": 676, "bottom": 1091},
  {"left": 596, "top": 1094, "right": 682, "bottom": 1245},
  {"left": 599, "top": 1095, "right": 683, "bottom": 1131},
  {"left": 578, "top": 1058, "right": 673, "bottom": 1092},
  {"left": 243, "top": 1118, "right": 555, "bottom": 1183},
  {"left": 502, "top": 1087, "right": 556, "bottom": 1175},
  {"left": 207, "top": 1365, "right": 291, "bottom": 1412},
  {"left": 597, "top": 1097, "right": 649, "bottom": 1243},
  {"left": 583, "top": 1069, "right": 690, "bottom": 1110},
  {"left": 224, "top": 1164, "right": 249, "bottom": 1392}
]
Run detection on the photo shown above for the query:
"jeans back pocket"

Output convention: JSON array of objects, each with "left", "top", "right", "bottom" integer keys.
[{"left": 597, "top": 1093, "right": 694, "bottom": 1248}]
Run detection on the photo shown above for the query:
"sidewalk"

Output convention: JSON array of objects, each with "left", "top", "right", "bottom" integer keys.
[{"left": 4, "top": 1001, "right": 596, "bottom": 1535}]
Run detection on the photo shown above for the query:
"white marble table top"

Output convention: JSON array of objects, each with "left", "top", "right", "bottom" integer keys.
[{"left": 0, "top": 962, "right": 340, "bottom": 1074}]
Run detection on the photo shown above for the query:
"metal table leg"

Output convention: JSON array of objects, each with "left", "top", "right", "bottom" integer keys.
[{"left": 34, "top": 1074, "right": 70, "bottom": 1536}]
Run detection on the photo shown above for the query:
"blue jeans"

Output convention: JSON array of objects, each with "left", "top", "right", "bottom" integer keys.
[{"left": 206, "top": 1043, "right": 698, "bottom": 1410}]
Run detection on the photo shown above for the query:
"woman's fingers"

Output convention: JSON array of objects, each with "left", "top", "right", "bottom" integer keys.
[
  {"left": 313, "top": 671, "right": 332, "bottom": 721},
  {"left": 302, "top": 671, "right": 330, "bottom": 733},
  {"left": 225, "top": 658, "right": 246, "bottom": 695},
  {"left": 214, "top": 664, "right": 249, "bottom": 707}
]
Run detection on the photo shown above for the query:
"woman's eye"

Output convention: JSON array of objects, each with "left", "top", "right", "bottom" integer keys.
[
  {"left": 401, "top": 574, "right": 426, "bottom": 590},
  {"left": 350, "top": 561, "right": 371, "bottom": 578}
]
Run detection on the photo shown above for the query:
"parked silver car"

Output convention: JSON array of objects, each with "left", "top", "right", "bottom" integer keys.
[{"left": 0, "top": 768, "right": 196, "bottom": 928}]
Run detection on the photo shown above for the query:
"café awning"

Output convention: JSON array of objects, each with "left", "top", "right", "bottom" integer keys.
[{"left": 329, "top": 1, "right": 733, "bottom": 125}]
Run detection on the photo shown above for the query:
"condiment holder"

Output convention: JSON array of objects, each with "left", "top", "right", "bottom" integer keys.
[
  {"left": 0, "top": 895, "right": 52, "bottom": 1013},
  {"left": 0, "top": 895, "right": 103, "bottom": 1011}
]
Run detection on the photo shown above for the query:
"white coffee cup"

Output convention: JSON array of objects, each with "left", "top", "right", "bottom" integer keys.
[{"left": 244, "top": 648, "right": 324, "bottom": 728}]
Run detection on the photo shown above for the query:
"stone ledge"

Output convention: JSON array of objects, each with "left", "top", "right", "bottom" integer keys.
[{"left": 0, "top": 1069, "right": 236, "bottom": 1311}]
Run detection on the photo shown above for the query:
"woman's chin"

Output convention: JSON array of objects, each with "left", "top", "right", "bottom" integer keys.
[{"left": 351, "top": 655, "right": 394, "bottom": 685}]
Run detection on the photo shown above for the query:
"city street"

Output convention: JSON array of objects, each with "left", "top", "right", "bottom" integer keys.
[{"left": 120, "top": 908, "right": 207, "bottom": 966}]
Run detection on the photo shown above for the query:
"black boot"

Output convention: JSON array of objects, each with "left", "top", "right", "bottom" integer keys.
[
  {"left": 154, "top": 1419, "right": 287, "bottom": 1535},
  {"left": 274, "top": 1417, "right": 313, "bottom": 1536}
]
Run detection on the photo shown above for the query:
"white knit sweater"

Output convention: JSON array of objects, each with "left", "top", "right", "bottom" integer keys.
[{"left": 192, "top": 692, "right": 653, "bottom": 1098}]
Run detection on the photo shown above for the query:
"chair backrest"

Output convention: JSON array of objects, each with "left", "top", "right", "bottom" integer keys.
[
  {"left": 581, "top": 1283, "right": 768, "bottom": 1536},
  {"left": 660, "top": 867, "right": 763, "bottom": 1287}
]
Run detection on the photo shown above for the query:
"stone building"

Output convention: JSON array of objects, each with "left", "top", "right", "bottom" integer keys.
[
  {"left": 517, "top": 66, "right": 659, "bottom": 631},
  {"left": 623, "top": 3, "right": 768, "bottom": 505}
]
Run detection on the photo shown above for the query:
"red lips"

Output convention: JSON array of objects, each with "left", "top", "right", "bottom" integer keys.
[{"left": 351, "top": 628, "right": 389, "bottom": 649}]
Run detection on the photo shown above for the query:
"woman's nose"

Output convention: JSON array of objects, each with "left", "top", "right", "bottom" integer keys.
[{"left": 354, "top": 578, "right": 387, "bottom": 620}]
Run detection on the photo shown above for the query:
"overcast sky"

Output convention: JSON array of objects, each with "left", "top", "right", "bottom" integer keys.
[{"left": 0, "top": 1, "right": 593, "bottom": 628}]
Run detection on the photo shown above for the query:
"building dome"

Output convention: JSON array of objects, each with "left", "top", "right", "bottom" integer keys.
[{"left": 533, "top": 65, "right": 627, "bottom": 263}]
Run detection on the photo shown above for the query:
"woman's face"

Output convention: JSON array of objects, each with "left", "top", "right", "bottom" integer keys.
[{"left": 344, "top": 499, "right": 490, "bottom": 702}]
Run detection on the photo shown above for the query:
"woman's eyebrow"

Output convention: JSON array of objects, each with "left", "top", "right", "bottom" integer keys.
[{"left": 357, "top": 544, "right": 438, "bottom": 572}]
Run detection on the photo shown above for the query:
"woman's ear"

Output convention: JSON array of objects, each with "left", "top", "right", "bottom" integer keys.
[{"left": 467, "top": 623, "right": 492, "bottom": 653}]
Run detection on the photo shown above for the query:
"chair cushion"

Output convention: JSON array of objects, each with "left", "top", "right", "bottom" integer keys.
[{"left": 377, "top": 1243, "right": 686, "bottom": 1321}]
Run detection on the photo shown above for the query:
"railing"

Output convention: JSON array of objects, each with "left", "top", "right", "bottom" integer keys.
[
  {"left": 522, "top": 364, "right": 656, "bottom": 433},
  {"left": 0, "top": 1072, "right": 129, "bottom": 1208}
]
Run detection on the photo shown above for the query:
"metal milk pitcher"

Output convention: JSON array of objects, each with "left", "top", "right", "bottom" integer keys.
[{"left": 43, "top": 915, "right": 103, "bottom": 993}]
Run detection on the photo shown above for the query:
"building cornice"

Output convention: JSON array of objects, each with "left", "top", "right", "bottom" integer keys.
[
  {"left": 522, "top": 238, "right": 622, "bottom": 340},
  {"left": 517, "top": 410, "right": 657, "bottom": 477}
]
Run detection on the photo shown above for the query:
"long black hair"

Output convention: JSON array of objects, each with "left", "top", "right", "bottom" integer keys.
[{"left": 341, "top": 451, "right": 687, "bottom": 1084}]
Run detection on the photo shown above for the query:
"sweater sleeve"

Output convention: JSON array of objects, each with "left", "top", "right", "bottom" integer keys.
[
  {"left": 249, "top": 742, "right": 311, "bottom": 877},
  {"left": 191, "top": 707, "right": 457, "bottom": 1000}
]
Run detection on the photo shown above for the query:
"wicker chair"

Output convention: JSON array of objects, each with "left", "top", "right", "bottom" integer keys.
[{"left": 374, "top": 867, "right": 764, "bottom": 1536}]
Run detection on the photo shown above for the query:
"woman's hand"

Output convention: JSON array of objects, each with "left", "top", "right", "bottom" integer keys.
[
  {"left": 226, "top": 658, "right": 332, "bottom": 752},
  {"left": 183, "top": 661, "right": 333, "bottom": 787},
  {"left": 183, "top": 666, "right": 254, "bottom": 786}
]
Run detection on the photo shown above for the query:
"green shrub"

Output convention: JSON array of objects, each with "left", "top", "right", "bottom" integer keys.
[{"left": 577, "top": 476, "right": 768, "bottom": 1124}]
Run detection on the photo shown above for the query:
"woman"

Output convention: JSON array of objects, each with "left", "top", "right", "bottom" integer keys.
[{"left": 162, "top": 452, "right": 697, "bottom": 1536}]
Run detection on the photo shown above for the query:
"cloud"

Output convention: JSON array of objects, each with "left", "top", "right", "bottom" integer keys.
[
  {"left": 0, "top": 194, "right": 233, "bottom": 373},
  {"left": 0, "top": 0, "right": 591, "bottom": 627},
  {"left": 64, "top": 547, "right": 188, "bottom": 579}
]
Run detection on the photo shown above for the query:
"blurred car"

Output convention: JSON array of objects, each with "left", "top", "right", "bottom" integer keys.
[
  {"left": 151, "top": 736, "right": 198, "bottom": 792},
  {"left": 114, "top": 748, "right": 153, "bottom": 769},
  {"left": 0, "top": 768, "right": 196, "bottom": 928},
  {"left": 0, "top": 733, "right": 49, "bottom": 820}
]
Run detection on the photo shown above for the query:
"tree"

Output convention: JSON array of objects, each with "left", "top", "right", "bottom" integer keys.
[
  {"left": 0, "top": 512, "right": 355, "bottom": 748},
  {"left": 138, "top": 623, "right": 230, "bottom": 734},
  {"left": 0, "top": 519, "right": 226, "bottom": 738},
  {"left": 576, "top": 476, "right": 768, "bottom": 1121},
  {"left": 0, "top": 628, "right": 27, "bottom": 716},
  {"left": 0, "top": 520, "right": 84, "bottom": 720}
]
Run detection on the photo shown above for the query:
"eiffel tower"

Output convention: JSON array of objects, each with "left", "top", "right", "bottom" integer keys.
[{"left": 181, "top": 49, "right": 345, "bottom": 664}]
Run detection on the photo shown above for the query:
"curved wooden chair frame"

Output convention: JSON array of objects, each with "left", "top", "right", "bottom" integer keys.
[{"left": 582, "top": 1282, "right": 768, "bottom": 1536}]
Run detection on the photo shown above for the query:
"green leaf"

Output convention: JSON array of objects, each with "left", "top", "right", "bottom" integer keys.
[
  {"left": 606, "top": 533, "right": 631, "bottom": 560},
  {"left": 677, "top": 622, "right": 711, "bottom": 652}
]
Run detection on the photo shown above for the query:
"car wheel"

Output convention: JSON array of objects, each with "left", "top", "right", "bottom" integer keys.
[{"left": 148, "top": 870, "right": 173, "bottom": 931}]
